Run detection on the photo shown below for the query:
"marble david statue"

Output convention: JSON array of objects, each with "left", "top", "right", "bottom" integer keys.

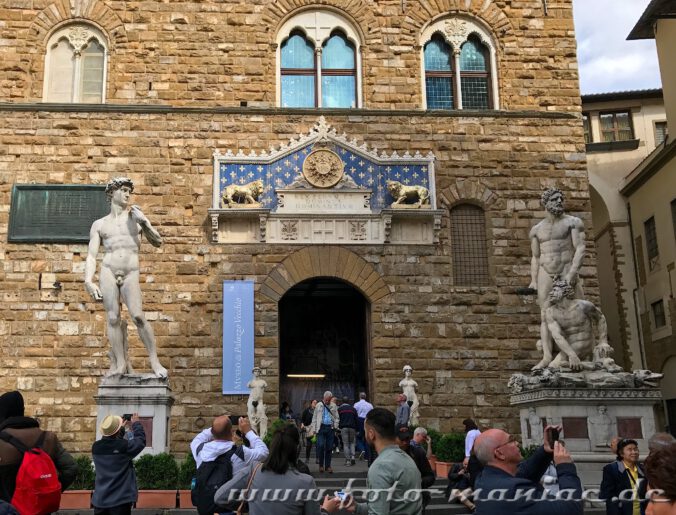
[
  {"left": 247, "top": 367, "right": 268, "bottom": 439},
  {"left": 528, "top": 188, "right": 586, "bottom": 370},
  {"left": 85, "top": 177, "right": 168, "bottom": 379}
]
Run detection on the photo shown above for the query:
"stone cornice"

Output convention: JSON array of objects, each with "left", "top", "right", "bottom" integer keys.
[
  {"left": 510, "top": 388, "right": 663, "bottom": 405},
  {"left": 0, "top": 102, "right": 578, "bottom": 120}
]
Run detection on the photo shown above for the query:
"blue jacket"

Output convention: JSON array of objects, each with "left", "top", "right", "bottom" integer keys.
[
  {"left": 474, "top": 446, "right": 583, "bottom": 515},
  {"left": 599, "top": 460, "right": 647, "bottom": 515},
  {"left": 91, "top": 422, "right": 145, "bottom": 508}
]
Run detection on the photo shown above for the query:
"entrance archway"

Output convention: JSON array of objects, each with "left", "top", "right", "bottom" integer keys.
[{"left": 279, "top": 277, "right": 370, "bottom": 415}]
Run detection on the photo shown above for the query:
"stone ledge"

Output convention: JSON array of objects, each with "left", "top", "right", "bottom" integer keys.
[
  {"left": 510, "top": 387, "right": 663, "bottom": 405},
  {"left": 0, "top": 102, "right": 579, "bottom": 120}
]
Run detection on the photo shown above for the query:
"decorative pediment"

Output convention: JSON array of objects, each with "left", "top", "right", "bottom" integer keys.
[{"left": 210, "top": 117, "right": 442, "bottom": 245}]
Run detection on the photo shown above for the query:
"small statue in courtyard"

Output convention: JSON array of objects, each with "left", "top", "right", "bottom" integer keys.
[
  {"left": 247, "top": 366, "right": 268, "bottom": 438},
  {"left": 589, "top": 405, "right": 613, "bottom": 448},
  {"left": 84, "top": 177, "right": 167, "bottom": 379},
  {"left": 386, "top": 180, "right": 430, "bottom": 208},
  {"left": 399, "top": 365, "right": 420, "bottom": 426},
  {"left": 220, "top": 180, "right": 263, "bottom": 207},
  {"left": 528, "top": 188, "right": 586, "bottom": 369},
  {"left": 540, "top": 279, "right": 612, "bottom": 370}
]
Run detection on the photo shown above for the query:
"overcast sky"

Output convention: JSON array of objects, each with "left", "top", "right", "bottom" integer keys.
[{"left": 573, "top": 0, "right": 662, "bottom": 94}]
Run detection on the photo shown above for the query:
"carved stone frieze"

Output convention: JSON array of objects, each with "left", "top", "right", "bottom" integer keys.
[
  {"left": 302, "top": 149, "right": 344, "bottom": 188},
  {"left": 349, "top": 221, "right": 367, "bottom": 241},
  {"left": 280, "top": 220, "right": 299, "bottom": 241},
  {"left": 510, "top": 387, "right": 663, "bottom": 406}
]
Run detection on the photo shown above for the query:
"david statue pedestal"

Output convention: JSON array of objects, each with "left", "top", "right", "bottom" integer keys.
[
  {"left": 87, "top": 178, "right": 173, "bottom": 455},
  {"left": 509, "top": 188, "right": 663, "bottom": 487}
]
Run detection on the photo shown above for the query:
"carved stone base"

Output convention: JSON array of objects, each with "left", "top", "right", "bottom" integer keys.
[
  {"left": 95, "top": 377, "right": 174, "bottom": 455},
  {"left": 511, "top": 387, "right": 662, "bottom": 487}
]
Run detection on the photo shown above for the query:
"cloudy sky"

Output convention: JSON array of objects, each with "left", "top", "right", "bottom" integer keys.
[{"left": 573, "top": 0, "right": 662, "bottom": 94}]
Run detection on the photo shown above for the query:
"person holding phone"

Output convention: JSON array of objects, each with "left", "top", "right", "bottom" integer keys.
[{"left": 473, "top": 425, "right": 583, "bottom": 515}]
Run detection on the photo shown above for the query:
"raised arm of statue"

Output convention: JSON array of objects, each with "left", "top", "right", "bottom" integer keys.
[
  {"left": 529, "top": 227, "right": 540, "bottom": 290},
  {"left": 565, "top": 219, "right": 586, "bottom": 286},
  {"left": 84, "top": 221, "right": 103, "bottom": 301},
  {"left": 131, "top": 205, "right": 162, "bottom": 248}
]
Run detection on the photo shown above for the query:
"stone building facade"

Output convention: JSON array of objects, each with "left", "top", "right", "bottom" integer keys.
[{"left": 0, "top": 0, "right": 595, "bottom": 454}]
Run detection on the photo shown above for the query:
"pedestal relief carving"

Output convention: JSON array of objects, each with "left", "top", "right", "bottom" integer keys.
[{"left": 280, "top": 220, "right": 299, "bottom": 241}]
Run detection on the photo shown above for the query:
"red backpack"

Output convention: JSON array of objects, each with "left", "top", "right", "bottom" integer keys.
[{"left": 0, "top": 430, "right": 62, "bottom": 515}]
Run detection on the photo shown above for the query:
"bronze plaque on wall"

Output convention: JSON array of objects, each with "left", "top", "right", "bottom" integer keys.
[
  {"left": 562, "top": 417, "right": 589, "bottom": 439},
  {"left": 8, "top": 184, "right": 108, "bottom": 242},
  {"left": 617, "top": 417, "right": 643, "bottom": 439}
]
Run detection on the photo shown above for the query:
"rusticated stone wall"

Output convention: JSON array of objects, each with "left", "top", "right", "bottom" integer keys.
[{"left": 0, "top": 108, "right": 596, "bottom": 453}]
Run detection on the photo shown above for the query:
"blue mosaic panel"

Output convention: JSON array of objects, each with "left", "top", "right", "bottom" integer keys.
[{"left": 218, "top": 143, "right": 432, "bottom": 211}]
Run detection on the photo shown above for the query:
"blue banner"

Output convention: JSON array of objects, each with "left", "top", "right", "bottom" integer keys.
[{"left": 222, "top": 280, "right": 254, "bottom": 395}]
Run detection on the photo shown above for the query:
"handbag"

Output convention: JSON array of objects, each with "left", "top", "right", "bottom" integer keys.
[{"left": 236, "top": 462, "right": 262, "bottom": 515}]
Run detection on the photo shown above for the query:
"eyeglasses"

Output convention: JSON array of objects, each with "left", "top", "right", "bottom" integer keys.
[
  {"left": 647, "top": 490, "right": 674, "bottom": 504},
  {"left": 494, "top": 434, "right": 519, "bottom": 453}
]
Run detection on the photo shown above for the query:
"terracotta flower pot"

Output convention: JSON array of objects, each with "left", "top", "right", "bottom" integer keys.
[
  {"left": 428, "top": 455, "right": 438, "bottom": 470},
  {"left": 60, "top": 490, "right": 91, "bottom": 509},
  {"left": 178, "top": 489, "right": 194, "bottom": 509},
  {"left": 435, "top": 461, "right": 453, "bottom": 478},
  {"left": 136, "top": 490, "right": 177, "bottom": 509}
]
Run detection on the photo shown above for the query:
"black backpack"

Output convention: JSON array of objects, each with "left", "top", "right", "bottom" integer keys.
[{"left": 192, "top": 444, "right": 245, "bottom": 515}]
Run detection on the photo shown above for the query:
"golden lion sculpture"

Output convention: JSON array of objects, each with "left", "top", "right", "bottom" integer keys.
[
  {"left": 386, "top": 180, "right": 430, "bottom": 207},
  {"left": 220, "top": 179, "right": 264, "bottom": 208}
]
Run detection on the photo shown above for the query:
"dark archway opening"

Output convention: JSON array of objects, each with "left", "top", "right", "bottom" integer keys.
[{"left": 279, "top": 277, "right": 369, "bottom": 416}]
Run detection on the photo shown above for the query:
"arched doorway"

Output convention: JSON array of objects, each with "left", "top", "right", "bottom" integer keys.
[{"left": 279, "top": 277, "right": 370, "bottom": 415}]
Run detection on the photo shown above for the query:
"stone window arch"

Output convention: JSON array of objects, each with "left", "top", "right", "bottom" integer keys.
[
  {"left": 421, "top": 16, "right": 499, "bottom": 110},
  {"left": 276, "top": 9, "right": 362, "bottom": 108},
  {"left": 449, "top": 203, "right": 491, "bottom": 286},
  {"left": 43, "top": 24, "right": 108, "bottom": 103}
]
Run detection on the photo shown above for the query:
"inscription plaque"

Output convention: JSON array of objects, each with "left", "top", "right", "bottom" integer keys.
[
  {"left": 617, "top": 417, "right": 643, "bottom": 439},
  {"left": 9, "top": 184, "right": 108, "bottom": 242}
]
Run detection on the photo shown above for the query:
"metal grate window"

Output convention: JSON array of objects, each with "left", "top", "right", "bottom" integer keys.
[
  {"left": 655, "top": 121, "right": 668, "bottom": 146},
  {"left": 450, "top": 204, "right": 490, "bottom": 286},
  {"left": 644, "top": 216, "right": 659, "bottom": 271}
]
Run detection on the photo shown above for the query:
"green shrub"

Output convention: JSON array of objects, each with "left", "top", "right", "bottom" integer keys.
[
  {"left": 263, "top": 419, "right": 291, "bottom": 447},
  {"left": 520, "top": 444, "right": 540, "bottom": 460},
  {"left": 435, "top": 433, "right": 465, "bottom": 463},
  {"left": 69, "top": 455, "right": 95, "bottom": 490},
  {"left": 178, "top": 453, "right": 197, "bottom": 489},
  {"left": 135, "top": 453, "right": 178, "bottom": 490}
]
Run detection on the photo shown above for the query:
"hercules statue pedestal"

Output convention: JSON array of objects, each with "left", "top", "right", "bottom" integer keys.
[
  {"left": 510, "top": 188, "right": 663, "bottom": 487},
  {"left": 88, "top": 178, "right": 173, "bottom": 455}
]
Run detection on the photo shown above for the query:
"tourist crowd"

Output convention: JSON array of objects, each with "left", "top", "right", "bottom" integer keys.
[{"left": 1, "top": 389, "right": 676, "bottom": 515}]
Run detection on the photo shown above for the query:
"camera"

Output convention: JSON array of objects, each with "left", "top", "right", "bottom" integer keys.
[{"left": 122, "top": 414, "right": 132, "bottom": 422}]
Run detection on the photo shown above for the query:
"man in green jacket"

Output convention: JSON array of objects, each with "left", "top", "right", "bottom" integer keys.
[{"left": 345, "top": 408, "right": 422, "bottom": 515}]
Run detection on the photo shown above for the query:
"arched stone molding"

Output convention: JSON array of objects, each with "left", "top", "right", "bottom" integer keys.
[
  {"left": 437, "top": 179, "right": 500, "bottom": 211},
  {"left": 28, "top": 0, "right": 126, "bottom": 49},
  {"left": 259, "top": 246, "right": 391, "bottom": 304},
  {"left": 264, "top": 2, "right": 377, "bottom": 46}
]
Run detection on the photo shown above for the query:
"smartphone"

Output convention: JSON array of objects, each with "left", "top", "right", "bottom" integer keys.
[
  {"left": 122, "top": 414, "right": 132, "bottom": 422},
  {"left": 229, "top": 415, "right": 242, "bottom": 426},
  {"left": 548, "top": 428, "right": 560, "bottom": 448},
  {"left": 335, "top": 490, "right": 347, "bottom": 501}
]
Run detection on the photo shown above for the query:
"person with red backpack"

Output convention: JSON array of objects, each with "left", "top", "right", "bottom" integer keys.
[{"left": 0, "top": 391, "right": 77, "bottom": 514}]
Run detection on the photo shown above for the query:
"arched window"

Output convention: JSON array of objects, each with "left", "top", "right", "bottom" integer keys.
[
  {"left": 420, "top": 17, "right": 498, "bottom": 110},
  {"left": 450, "top": 204, "right": 490, "bottom": 286},
  {"left": 423, "top": 34, "right": 454, "bottom": 109},
  {"left": 43, "top": 24, "right": 107, "bottom": 103},
  {"left": 277, "top": 10, "right": 362, "bottom": 108}
]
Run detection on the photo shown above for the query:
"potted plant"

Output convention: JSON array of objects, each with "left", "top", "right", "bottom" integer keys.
[
  {"left": 434, "top": 433, "right": 465, "bottom": 478},
  {"left": 60, "top": 455, "right": 94, "bottom": 509},
  {"left": 178, "top": 453, "right": 196, "bottom": 508},
  {"left": 135, "top": 453, "right": 178, "bottom": 508}
]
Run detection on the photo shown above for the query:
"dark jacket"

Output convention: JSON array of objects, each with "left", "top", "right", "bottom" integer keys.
[
  {"left": 0, "top": 499, "right": 17, "bottom": 515},
  {"left": 0, "top": 416, "right": 77, "bottom": 502},
  {"left": 599, "top": 460, "right": 647, "bottom": 515},
  {"left": 301, "top": 407, "right": 313, "bottom": 427},
  {"left": 474, "top": 446, "right": 583, "bottom": 515},
  {"left": 405, "top": 443, "right": 435, "bottom": 507},
  {"left": 338, "top": 404, "right": 358, "bottom": 430},
  {"left": 91, "top": 421, "right": 146, "bottom": 508}
]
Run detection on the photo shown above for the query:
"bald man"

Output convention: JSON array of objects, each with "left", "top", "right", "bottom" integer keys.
[
  {"left": 472, "top": 426, "right": 582, "bottom": 515},
  {"left": 648, "top": 432, "right": 676, "bottom": 455},
  {"left": 190, "top": 415, "right": 268, "bottom": 473}
]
